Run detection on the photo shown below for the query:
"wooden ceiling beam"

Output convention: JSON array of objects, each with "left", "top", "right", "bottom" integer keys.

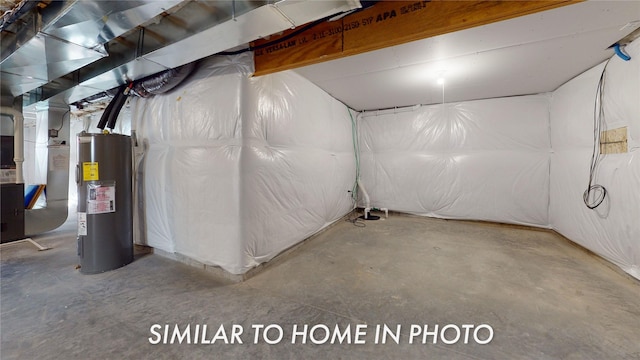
[{"left": 252, "top": 0, "right": 581, "bottom": 76}]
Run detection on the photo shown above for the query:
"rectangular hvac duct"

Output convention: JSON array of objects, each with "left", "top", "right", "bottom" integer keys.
[
  {"left": 0, "top": 0, "right": 182, "bottom": 97},
  {"left": 143, "top": 0, "right": 363, "bottom": 68},
  {"left": 6, "top": 0, "right": 361, "bottom": 105}
]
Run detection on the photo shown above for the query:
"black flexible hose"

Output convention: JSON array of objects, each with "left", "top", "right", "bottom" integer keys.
[
  {"left": 132, "top": 62, "right": 196, "bottom": 98},
  {"left": 96, "top": 85, "right": 126, "bottom": 130},
  {"left": 106, "top": 88, "right": 129, "bottom": 130}
]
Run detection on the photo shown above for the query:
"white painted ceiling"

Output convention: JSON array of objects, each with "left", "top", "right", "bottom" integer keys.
[{"left": 294, "top": 1, "right": 640, "bottom": 111}]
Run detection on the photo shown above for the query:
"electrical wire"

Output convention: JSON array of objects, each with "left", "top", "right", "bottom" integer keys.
[
  {"left": 583, "top": 58, "right": 611, "bottom": 210},
  {"left": 346, "top": 106, "right": 365, "bottom": 227},
  {"left": 56, "top": 110, "right": 70, "bottom": 131},
  {"left": 48, "top": 109, "right": 70, "bottom": 140},
  {"left": 348, "top": 107, "right": 360, "bottom": 203}
]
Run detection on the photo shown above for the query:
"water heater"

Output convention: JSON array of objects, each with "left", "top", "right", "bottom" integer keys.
[{"left": 76, "top": 133, "right": 133, "bottom": 274}]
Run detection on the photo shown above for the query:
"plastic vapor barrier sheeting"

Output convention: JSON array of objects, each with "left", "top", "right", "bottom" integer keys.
[
  {"left": 550, "top": 39, "right": 640, "bottom": 279},
  {"left": 243, "top": 72, "right": 355, "bottom": 268},
  {"left": 358, "top": 96, "right": 551, "bottom": 227},
  {"left": 132, "top": 53, "right": 354, "bottom": 274},
  {"left": 132, "top": 56, "right": 248, "bottom": 268},
  {"left": 129, "top": 43, "right": 638, "bottom": 279}
]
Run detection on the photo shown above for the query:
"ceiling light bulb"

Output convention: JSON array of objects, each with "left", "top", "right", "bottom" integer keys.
[{"left": 437, "top": 77, "right": 445, "bottom": 85}]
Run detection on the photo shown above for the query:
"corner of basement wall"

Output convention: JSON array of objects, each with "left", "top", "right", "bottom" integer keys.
[
  {"left": 239, "top": 70, "right": 356, "bottom": 274},
  {"left": 133, "top": 54, "right": 252, "bottom": 275},
  {"left": 133, "top": 54, "right": 356, "bottom": 277},
  {"left": 549, "top": 38, "right": 640, "bottom": 280}
]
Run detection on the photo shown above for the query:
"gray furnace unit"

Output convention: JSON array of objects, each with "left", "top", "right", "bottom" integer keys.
[{"left": 77, "top": 133, "right": 133, "bottom": 274}]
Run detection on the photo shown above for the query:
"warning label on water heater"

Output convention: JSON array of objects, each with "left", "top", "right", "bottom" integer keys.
[
  {"left": 87, "top": 182, "right": 116, "bottom": 214},
  {"left": 83, "top": 162, "right": 99, "bottom": 181},
  {"left": 78, "top": 212, "right": 87, "bottom": 236}
]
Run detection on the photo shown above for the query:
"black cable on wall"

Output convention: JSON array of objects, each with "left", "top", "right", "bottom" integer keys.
[{"left": 583, "top": 58, "right": 611, "bottom": 210}]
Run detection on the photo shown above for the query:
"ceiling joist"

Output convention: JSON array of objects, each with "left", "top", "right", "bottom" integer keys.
[{"left": 252, "top": 0, "right": 581, "bottom": 76}]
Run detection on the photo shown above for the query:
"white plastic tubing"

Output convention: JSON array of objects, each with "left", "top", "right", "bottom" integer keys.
[{"left": 0, "top": 106, "right": 24, "bottom": 183}]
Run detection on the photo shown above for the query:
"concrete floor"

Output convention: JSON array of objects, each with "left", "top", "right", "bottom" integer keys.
[{"left": 1, "top": 214, "right": 639, "bottom": 359}]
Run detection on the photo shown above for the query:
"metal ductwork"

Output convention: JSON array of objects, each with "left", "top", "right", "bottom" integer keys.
[
  {"left": 2, "top": 0, "right": 362, "bottom": 108},
  {"left": 1, "top": 0, "right": 183, "bottom": 98},
  {"left": 23, "top": 101, "right": 71, "bottom": 236},
  {"left": 1, "top": 0, "right": 362, "bottom": 237}
]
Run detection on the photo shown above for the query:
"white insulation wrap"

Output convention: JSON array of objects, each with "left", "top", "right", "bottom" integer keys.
[
  {"left": 243, "top": 72, "right": 355, "bottom": 269},
  {"left": 130, "top": 43, "right": 638, "bottom": 279},
  {"left": 132, "top": 56, "right": 248, "bottom": 269},
  {"left": 359, "top": 96, "right": 551, "bottom": 227},
  {"left": 550, "top": 39, "right": 640, "bottom": 279},
  {"left": 133, "top": 54, "right": 354, "bottom": 274}
]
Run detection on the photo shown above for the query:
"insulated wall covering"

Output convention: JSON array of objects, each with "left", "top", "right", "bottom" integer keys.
[
  {"left": 243, "top": 71, "right": 355, "bottom": 269},
  {"left": 130, "top": 45, "right": 638, "bottom": 279},
  {"left": 132, "top": 56, "right": 247, "bottom": 271},
  {"left": 550, "top": 39, "right": 640, "bottom": 279},
  {"left": 358, "top": 96, "right": 551, "bottom": 227},
  {"left": 132, "top": 54, "right": 354, "bottom": 274}
]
